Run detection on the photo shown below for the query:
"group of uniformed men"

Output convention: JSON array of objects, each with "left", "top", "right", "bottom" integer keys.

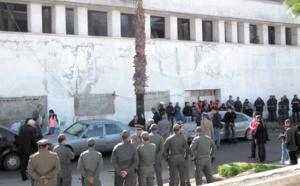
[{"left": 26, "top": 122, "right": 215, "bottom": 186}]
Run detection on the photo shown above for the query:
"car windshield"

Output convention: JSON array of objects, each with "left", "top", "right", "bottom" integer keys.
[{"left": 64, "top": 122, "right": 88, "bottom": 136}]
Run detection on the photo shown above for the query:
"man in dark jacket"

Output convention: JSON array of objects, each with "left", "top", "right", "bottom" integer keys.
[
  {"left": 267, "top": 95, "right": 276, "bottom": 122},
  {"left": 166, "top": 102, "right": 175, "bottom": 127},
  {"left": 234, "top": 97, "right": 242, "bottom": 112},
  {"left": 158, "top": 101, "right": 166, "bottom": 116},
  {"left": 254, "top": 97, "right": 265, "bottom": 116},
  {"left": 254, "top": 115, "right": 269, "bottom": 163},
  {"left": 278, "top": 98, "right": 288, "bottom": 125},
  {"left": 128, "top": 115, "right": 139, "bottom": 128},
  {"left": 212, "top": 108, "right": 222, "bottom": 148},
  {"left": 183, "top": 102, "right": 193, "bottom": 123},
  {"left": 152, "top": 107, "right": 162, "bottom": 124},
  {"left": 291, "top": 94, "right": 300, "bottom": 123},
  {"left": 284, "top": 119, "right": 298, "bottom": 165},
  {"left": 224, "top": 107, "right": 237, "bottom": 144},
  {"left": 18, "top": 119, "right": 38, "bottom": 181}
]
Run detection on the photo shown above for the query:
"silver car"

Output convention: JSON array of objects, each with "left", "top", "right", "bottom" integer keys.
[
  {"left": 46, "top": 119, "right": 134, "bottom": 156},
  {"left": 182, "top": 111, "right": 252, "bottom": 142}
]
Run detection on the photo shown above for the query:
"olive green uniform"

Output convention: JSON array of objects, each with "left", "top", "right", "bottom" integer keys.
[
  {"left": 77, "top": 149, "right": 103, "bottom": 186},
  {"left": 111, "top": 141, "right": 139, "bottom": 186},
  {"left": 28, "top": 149, "right": 61, "bottom": 186},
  {"left": 131, "top": 134, "right": 143, "bottom": 148},
  {"left": 137, "top": 141, "right": 156, "bottom": 186},
  {"left": 53, "top": 144, "right": 75, "bottom": 186},
  {"left": 164, "top": 132, "right": 189, "bottom": 186},
  {"left": 190, "top": 134, "right": 216, "bottom": 185},
  {"left": 149, "top": 132, "right": 164, "bottom": 186}
]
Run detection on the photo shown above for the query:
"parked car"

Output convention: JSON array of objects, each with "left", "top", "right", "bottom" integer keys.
[
  {"left": 0, "top": 126, "right": 20, "bottom": 171},
  {"left": 46, "top": 119, "right": 135, "bottom": 156},
  {"left": 182, "top": 111, "right": 252, "bottom": 142}
]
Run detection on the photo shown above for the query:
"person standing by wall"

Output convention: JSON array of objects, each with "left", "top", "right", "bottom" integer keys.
[
  {"left": 254, "top": 97, "right": 265, "bottom": 117},
  {"left": 254, "top": 115, "right": 269, "bottom": 163},
  {"left": 278, "top": 97, "right": 288, "bottom": 125},
  {"left": 32, "top": 104, "right": 45, "bottom": 128},
  {"left": 291, "top": 95, "right": 300, "bottom": 123},
  {"left": 183, "top": 102, "right": 192, "bottom": 123},
  {"left": 48, "top": 109, "right": 60, "bottom": 135},
  {"left": 158, "top": 101, "right": 166, "bottom": 116},
  {"left": 166, "top": 102, "right": 175, "bottom": 128},
  {"left": 283, "top": 119, "right": 298, "bottom": 165},
  {"left": 224, "top": 107, "right": 237, "bottom": 144},
  {"left": 234, "top": 97, "right": 242, "bottom": 112}
]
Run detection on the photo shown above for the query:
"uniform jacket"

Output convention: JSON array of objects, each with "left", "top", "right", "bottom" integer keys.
[
  {"left": 254, "top": 121, "right": 269, "bottom": 144},
  {"left": 200, "top": 119, "right": 214, "bottom": 140},
  {"left": 18, "top": 124, "right": 38, "bottom": 155},
  {"left": 28, "top": 149, "right": 61, "bottom": 186},
  {"left": 164, "top": 133, "right": 189, "bottom": 160},
  {"left": 284, "top": 125, "right": 298, "bottom": 151},
  {"left": 131, "top": 134, "right": 143, "bottom": 148},
  {"left": 190, "top": 134, "right": 216, "bottom": 159},
  {"left": 53, "top": 144, "right": 75, "bottom": 171},
  {"left": 149, "top": 132, "right": 164, "bottom": 164},
  {"left": 137, "top": 141, "right": 156, "bottom": 169}
]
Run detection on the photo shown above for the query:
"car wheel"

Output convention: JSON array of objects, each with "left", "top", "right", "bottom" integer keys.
[
  {"left": 244, "top": 128, "right": 252, "bottom": 141},
  {"left": 3, "top": 153, "right": 21, "bottom": 171}
]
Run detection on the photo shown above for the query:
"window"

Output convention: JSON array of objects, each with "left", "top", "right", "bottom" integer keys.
[
  {"left": 65, "top": 122, "right": 88, "bottom": 136},
  {"left": 105, "top": 124, "right": 122, "bottom": 135},
  {"left": 42, "top": 6, "right": 51, "bottom": 33},
  {"left": 151, "top": 16, "right": 165, "bottom": 38},
  {"left": 268, "top": 26, "right": 275, "bottom": 45},
  {"left": 85, "top": 124, "right": 103, "bottom": 138},
  {"left": 178, "top": 18, "right": 190, "bottom": 40},
  {"left": 235, "top": 114, "right": 248, "bottom": 122},
  {"left": 88, "top": 11, "right": 107, "bottom": 36},
  {"left": 66, "top": 8, "right": 74, "bottom": 35},
  {"left": 202, "top": 21, "right": 213, "bottom": 42},
  {"left": 250, "top": 24, "right": 259, "bottom": 44},
  {"left": 0, "top": 3, "right": 27, "bottom": 32},
  {"left": 286, "top": 27, "right": 292, "bottom": 45},
  {"left": 121, "top": 13, "right": 135, "bottom": 38}
]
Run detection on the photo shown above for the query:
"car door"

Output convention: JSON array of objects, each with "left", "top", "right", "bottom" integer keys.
[
  {"left": 234, "top": 113, "right": 249, "bottom": 138},
  {"left": 0, "top": 129, "right": 5, "bottom": 155},
  {"left": 83, "top": 124, "right": 105, "bottom": 152},
  {"left": 104, "top": 123, "right": 123, "bottom": 151}
]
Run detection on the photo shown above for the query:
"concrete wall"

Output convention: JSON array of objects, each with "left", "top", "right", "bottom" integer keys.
[{"left": 0, "top": 32, "right": 300, "bottom": 127}]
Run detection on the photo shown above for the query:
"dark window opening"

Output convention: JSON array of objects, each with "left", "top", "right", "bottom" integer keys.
[
  {"left": 250, "top": 24, "right": 259, "bottom": 44},
  {"left": 42, "top": 6, "right": 51, "bottom": 33},
  {"left": 121, "top": 13, "right": 135, "bottom": 38},
  {"left": 178, "top": 18, "right": 190, "bottom": 40},
  {"left": 286, "top": 28, "right": 292, "bottom": 45},
  {"left": 151, "top": 16, "right": 165, "bottom": 38},
  {"left": 88, "top": 11, "right": 107, "bottom": 36},
  {"left": 0, "top": 2, "right": 27, "bottom": 32},
  {"left": 66, "top": 8, "right": 74, "bottom": 35},
  {"left": 268, "top": 26, "right": 275, "bottom": 45},
  {"left": 202, "top": 20, "right": 213, "bottom": 42}
]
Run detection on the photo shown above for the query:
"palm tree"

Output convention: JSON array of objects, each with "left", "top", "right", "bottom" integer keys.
[
  {"left": 284, "top": 0, "right": 300, "bottom": 17},
  {"left": 121, "top": 0, "right": 147, "bottom": 123}
]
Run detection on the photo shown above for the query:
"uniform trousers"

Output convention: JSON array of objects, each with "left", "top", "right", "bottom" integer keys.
[
  {"left": 57, "top": 169, "right": 72, "bottom": 186},
  {"left": 168, "top": 157, "right": 185, "bottom": 186},
  {"left": 114, "top": 172, "right": 135, "bottom": 186},
  {"left": 138, "top": 166, "right": 155, "bottom": 186},
  {"left": 194, "top": 157, "right": 213, "bottom": 185},
  {"left": 154, "top": 161, "right": 163, "bottom": 186}
]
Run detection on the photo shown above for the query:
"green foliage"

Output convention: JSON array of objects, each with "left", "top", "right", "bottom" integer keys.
[
  {"left": 217, "top": 162, "right": 280, "bottom": 178},
  {"left": 284, "top": 0, "right": 300, "bottom": 18}
]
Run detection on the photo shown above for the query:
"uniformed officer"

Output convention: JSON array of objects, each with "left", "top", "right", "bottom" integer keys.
[
  {"left": 77, "top": 138, "right": 103, "bottom": 186},
  {"left": 137, "top": 132, "right": 156, "bottom": 186},
  {"left": 190, "top": 127, "right": 216, "bottom": 185},
  {"left": 27, "top": 139, "right": 61, "bottom": 186},
  {"left": 53, "top": 134, "right": 75, "bottom": 186},
  {"left": 164, "top": 124, "right": 189, "bottom": 186},
  {"left": 149, "top": 124, "right": 164, "bottom": 186},
  {"left": 131, "top": 124, "right": 144, "bottom": 148},
  {"left": 111, "top": 130, "right": 139, "bottom": 186}
]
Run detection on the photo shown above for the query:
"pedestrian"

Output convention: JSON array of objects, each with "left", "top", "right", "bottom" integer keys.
[
  {"left": 137, "top": 132, "right": 156, "bottom": 186},
  {"left": 111, "top": 130, "right": 139, "bottom": 186},
  {"left": 192, "top": 102, "right": 199, "bottom": 121},
  {"left": 224, "top": 107, "right": 237, "bottom": 144},
  {"left": 278, "top": 128, "right": 290, "bottom": 165},
  {"left": 146, "top": 118, "right": 155, "bottom": 132},
  {"left": 48, "top": 109, "right": 60, "bottom": 135},
  {"left": 152, "top": 107, "right": 162, "bottom": 124},
  {"left": 200, "top": 112, "right": 214, "bottom": 140},
  {"left": 291, "top": 94, "right": 300, "bottom": 123},
  {"left": 190, "top": 126, "right": 216, "bottom": 185},
  {"left": 212, "top": 108, "right": 222, "bottom": 148},
  {"left": 248, "top": 111, "right": 260, "bottom": 159},
  {"left": 27, "top": 139, "right": 61, "bottom": 186},
  {"left": 128, "top": 115, "right": 139, "bottom": 128},
  {"left": 174, "top": 102, "right": 181, "bottom": 115},
  {"left": 175, "top": 112, "right": 185, "bottom": 123},
  {"left": 267, "top": 95, "right": 276, "bottom": 122},
  {"left": 283, "top": 95, "right": 290, "bottom": 119},
  {"left": 164, "top": 124, "right": 189, "bottom": 186},
  {"left": 157, "top": 115, "right": 171, "bottom": 141},
  {"left": 158, "top": 101, "right": 166, "bottom": 116},
  {"left": 243, "top": 99, "right": 253, "bottom": 117},
  {"left": 254, "top": 115, "right": 269, "bottom": 163},
  {"left": 18, "top": 119, "right": 38, "bottom": 181},
  {"left": 183, "top": 102, "right": 193, "bottom": 123},
  {"left": 254, "top": 97, "right": 265, "bottom": 116},
  {"left": 32, "top": 104, "right": 45, "bottom": 128},
  {"left": 166, "top": 102, "right": 175, "bottom": 128},
  {"left": 234, "top": 97, "right": 242, "bottom": 112},
  {"left": 149, "top": 124, "right": 164, "bottom": 186},
  {"left": 219, "top": 103, "right": 227, "bottom": 111},
  {"left": 77, "top": 138, "right": 103, "bottom": 186},
  {"left": 33, "top": 117, "right": 43, "bottom": 140},
  {"left": 278, "top": 97, "right": 288, "bottom": 125},
  {"left": 131, "top": 125, "right": 144, "bottom": 148},
  {"left": 195, "top": 112, "right": 202, "bottom": 127},
  {"left": 283, "top": 119, "right": 298, "bottom": 165},
  {"left": 53, "top": 134, "right": 75, "bottom": 186},
  {"left": 226, "top": 95, "right": 235, "bottom": 109}
]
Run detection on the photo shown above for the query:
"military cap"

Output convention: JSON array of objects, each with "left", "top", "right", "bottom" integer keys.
[
  {"left": 196, "top": 127, "right": 202, "bottom": 133},
  {"left": 150, "top": 124, "right": 158, "bottom": 130},
  {"left": 87, "top": 138, "right": 95, "bottom": 146},
  {"left": 57, "top": 134, "right": 66, "bottom": 140},
  {"left": 141, "top": 131, "right": 149, "bottom": 139},
  {"left": 134, "top": 124, "right": 144, "bottom": 130},
  {"left": 37, "top": 139, "right": 49, "bottom": 145},
  {"left": 122, "top": 130, "right": 130, "bottom": 138},
  {"left": 173, "top": 124, "right": 180, "bottom": 130}
]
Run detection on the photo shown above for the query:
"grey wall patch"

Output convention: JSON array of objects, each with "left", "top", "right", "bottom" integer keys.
[{"left": 144, "top": 91, "right": 170, "bottom": 111}]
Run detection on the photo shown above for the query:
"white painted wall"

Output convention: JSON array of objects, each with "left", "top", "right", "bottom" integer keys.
[{"left": 0, "top": 32, "right": 299, "bottom": 127}]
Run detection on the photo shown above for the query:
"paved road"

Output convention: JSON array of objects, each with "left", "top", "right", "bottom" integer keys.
[{"left": 0, "top": 129, "right": 283, "bottom": 186}]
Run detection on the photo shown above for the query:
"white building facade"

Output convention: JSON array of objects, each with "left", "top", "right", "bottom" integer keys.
[{"left": 0, "top": 0, "right": 300, "bottom": 127}]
